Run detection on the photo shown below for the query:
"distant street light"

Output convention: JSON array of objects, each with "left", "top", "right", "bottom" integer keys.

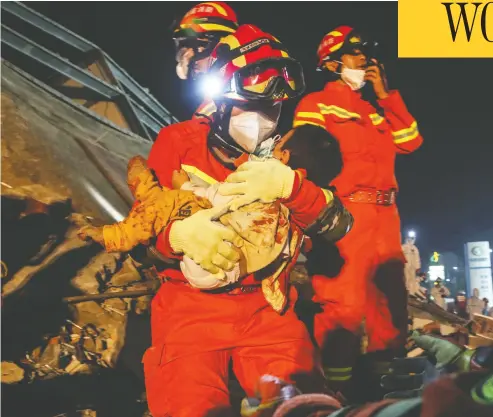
[
  {"left": 453, "top": 266, "right": 458, "bottom": 270},
  {"left": 408, "top": 230, "right": 416, "bottom": 238}
]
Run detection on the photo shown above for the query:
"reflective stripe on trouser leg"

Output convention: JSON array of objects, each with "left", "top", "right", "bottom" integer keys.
[{"left": 324, "top": 367, "right": 353, "bottom": 382}]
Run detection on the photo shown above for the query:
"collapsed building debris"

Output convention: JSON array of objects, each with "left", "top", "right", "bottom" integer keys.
[{"left": 1, "top": 61, "right": 157, "bottom": 416}]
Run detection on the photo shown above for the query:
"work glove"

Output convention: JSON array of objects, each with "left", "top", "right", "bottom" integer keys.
[
  {"left": 380, "top": 356, "right": 438, "bottom": 399},
  {"left": 381, "top": 330, "right": 473, "bottom": 399},
  {"left": 411, "top": 330, "right": 473, "bottom": 372},
  {"left": 169, "top": 204, "right": 243, "bottom": 278},
  {"left": 180, "top": 255, "right": 240, "bottom": 289},
  {"left": 217, "top": 159, "right": 296, "bottom": 211}
]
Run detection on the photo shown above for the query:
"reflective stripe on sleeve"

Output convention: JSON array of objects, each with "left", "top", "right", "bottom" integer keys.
[{"left": 392, "top": 121, "right": 420, "bottom": 144}]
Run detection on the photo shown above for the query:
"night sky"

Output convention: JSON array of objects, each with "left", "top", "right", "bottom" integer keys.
[{"left": 24, "top": 1, "right": 493, "bottom": 258}]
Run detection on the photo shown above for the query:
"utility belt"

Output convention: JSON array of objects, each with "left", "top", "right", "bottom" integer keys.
[
  {"left": 347, "top": 188, "right": 397, "bottom": 206},
  {"left": 161, "top": 277, "right": 261, "bottom": 296}
]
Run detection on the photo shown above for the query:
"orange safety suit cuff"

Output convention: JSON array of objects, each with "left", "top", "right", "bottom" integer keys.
[
  {"left": 281, "top": 171, "right": 327, "bottom": 229},
  {"left": 155, "top": 221, "right": 182, "bottom": 260},
  {"left": 377, "top": 90, "right": 404, "bottom": 110}
]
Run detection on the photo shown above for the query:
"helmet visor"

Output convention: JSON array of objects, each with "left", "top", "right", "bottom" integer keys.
[{"left": 228, "top": 58, "right": 305, "bottom": 101}]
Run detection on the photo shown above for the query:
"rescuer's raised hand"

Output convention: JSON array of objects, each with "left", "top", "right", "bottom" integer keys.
[
  {"left": 217, "top": 159, "right": 296, "bottom": 211},
  {"left": 168, "top": 204, "right": 243, "bottom": 277},
  {"left": 365, "top": 59, "right": 389, "bottom": 100}
]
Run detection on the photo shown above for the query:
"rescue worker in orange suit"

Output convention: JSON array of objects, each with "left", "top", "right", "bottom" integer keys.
[
  {"left": 290, "top": 26, "right": 423, "bottom": 397},
  {"left": 172, "top": 2, "right": 238, "bottom": 118},
  {"left": 144, "top": 25, "right": 351, "bottom": 417}
]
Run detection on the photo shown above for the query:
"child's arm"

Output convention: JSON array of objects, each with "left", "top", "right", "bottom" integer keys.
[{"left": 78, "top": 158, "right": 212, "bottom": 253}]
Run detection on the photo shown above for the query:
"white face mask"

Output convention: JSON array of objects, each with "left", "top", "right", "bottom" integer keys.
[
  {"left": 341, "top": 66, "right": 366, "bottom": 91},
  {"left": 228, "top": 110, "right": 279, "bottom": 153}
]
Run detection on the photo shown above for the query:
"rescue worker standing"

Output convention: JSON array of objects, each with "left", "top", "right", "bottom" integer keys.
[
  {"left": 172, "top": 2, "right": 238, "bottom": 117},
  {"left": 467, "top": 288, "right": 484, "bottom": 319},
  {"left": 290, "top": 26, "right": 423, "bottom": 394},
  {"left": 144, "top": 25, "right": 346, "bottom": 417},
  {"left": 430, "top": 278, "right": 450, "bottom": 309},
  {"left": 402, "top": 232, "right": 421, "bottom": 296}
]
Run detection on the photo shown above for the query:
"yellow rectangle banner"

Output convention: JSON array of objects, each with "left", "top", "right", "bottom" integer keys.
[{"left": 398, "top": 0, "right": 493, "bottom": 57}]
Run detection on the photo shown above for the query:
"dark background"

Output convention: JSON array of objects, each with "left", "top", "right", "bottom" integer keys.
[{"left": 24, "top": 1, "right": 493, "bottom": 259}]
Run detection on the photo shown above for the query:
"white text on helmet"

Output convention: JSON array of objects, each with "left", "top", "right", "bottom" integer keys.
[{"left": 239, "top": 38, "right": 270, "bottom": 54}]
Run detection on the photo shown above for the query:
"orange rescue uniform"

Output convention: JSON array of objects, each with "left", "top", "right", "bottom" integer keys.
[
  {"left": 144, "top": 118, "right": 330, "bottom": 417},
  {"left": 293, "top": 82, "right": 423, "bottom": 356},
  {"left": 192, "top": 98, "right": 217, "bottom": 119}
]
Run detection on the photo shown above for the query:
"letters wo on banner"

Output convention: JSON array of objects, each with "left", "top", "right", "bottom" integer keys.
[{"left": 398, "top": 0, "right": 493, "bottom": 57}]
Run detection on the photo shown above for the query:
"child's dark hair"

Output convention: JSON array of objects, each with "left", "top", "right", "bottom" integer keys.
[{"left": 281, "top": 125, "right": 342, "bottom": 187}]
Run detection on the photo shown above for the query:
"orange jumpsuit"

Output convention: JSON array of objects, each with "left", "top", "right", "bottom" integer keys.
[
  {"left": 144, "top": 118, "right": 329, "bottom": 417},
  {"left": 294, "top": 83, "right": 423, "bottom": 364}
]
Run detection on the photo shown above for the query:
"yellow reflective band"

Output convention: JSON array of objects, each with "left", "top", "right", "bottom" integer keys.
[
  {"left": 326, "top": 367, "right": 352, "bottom": 373},
  {"left": 322, "top": 188, "right": 334, "bottom": 204},
  {"left": 220, "top": 33, "right": 247, "bottom": 68},
  {"left": 198, "top": 102, "right": 217, "bottom": 116},
  {"left": 202, "top": 2, "right": 228, "bottom": 16},
  {"left": 330, "top": 43, "right": 343, "bottom": 54},
  {"left": 392, "top": 121, "right": 420, "bottom": 144},
  {"left": 297, "top": 111, "right": 325, "bottom": 122},
  {"left": 197, "top": 23, "right": 236, "bottom": 33},
  {"left": 369, "top": 113, "right": 385, "bottom": 126},
  {"left": 317, "top": 104, "right": 360, "bottom": 120},
  {"left": 181, "top": 164, "right": 218, "bottom": 185},
  {"left": 293, "top": 120, "right": 324, "bottom": 128},
  {"left": 327, "top": 375, "right": 352, "bottom": 381}
]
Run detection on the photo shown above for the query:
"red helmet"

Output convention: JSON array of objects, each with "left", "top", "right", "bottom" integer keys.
[
  {"left": 173, "top": 2, "right": 238, "bottom": 44},
  {"left": 173, "top": 3, "right": 239, "bottom": 80},
  {"left": 206, "top": 24, "right": 305, "bottom": 102},
  {"left": 316, "top": 25, "right": 376, "bottom": 69}
]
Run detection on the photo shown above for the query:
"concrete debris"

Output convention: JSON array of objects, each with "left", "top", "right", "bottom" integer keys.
[{"left": 1, "top": 362, "right": 25, "bottom": 384}]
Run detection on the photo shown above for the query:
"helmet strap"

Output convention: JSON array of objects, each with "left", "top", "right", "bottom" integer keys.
[
  {"left": 208, "top": 102, "right": 245, "bottom": 159},
  {"left": 187, "top": 40, "right": 217, "bottom": 80}
]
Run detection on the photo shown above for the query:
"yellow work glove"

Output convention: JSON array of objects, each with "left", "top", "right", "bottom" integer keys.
[
  {"left": 169, "top": 204, "right": 244, "bottom": 278},
  {"left": 217, "top": 159, "right": 296, "bottom": 211}
]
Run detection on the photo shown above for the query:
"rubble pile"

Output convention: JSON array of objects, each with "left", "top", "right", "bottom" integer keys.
[{"left": 1, "top": 63, "right": 156, "bottom": 416}]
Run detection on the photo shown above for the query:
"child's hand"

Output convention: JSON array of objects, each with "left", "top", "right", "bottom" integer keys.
[
  {"left": 172, "top": 169, "right": 190, "bottom": 189},
  {"left": 78, "top": 225, "right": 104, "bottom": 245}
]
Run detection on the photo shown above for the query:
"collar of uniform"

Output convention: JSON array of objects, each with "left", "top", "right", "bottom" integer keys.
[
  {"left": 324, "top": 80, "right": 362, "bottom": 97},
  {"left": 297, "top": 168, "right": 307, "bottom": 178}
]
